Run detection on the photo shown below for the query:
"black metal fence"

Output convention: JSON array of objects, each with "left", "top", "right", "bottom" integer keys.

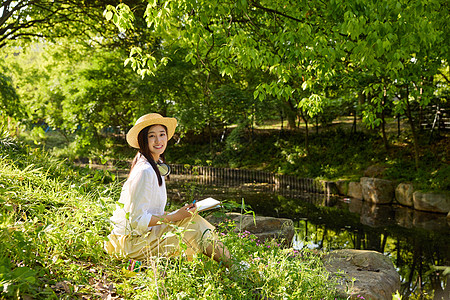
[{"left": 170, "top": 164, "right": 333, "bottom": 196}]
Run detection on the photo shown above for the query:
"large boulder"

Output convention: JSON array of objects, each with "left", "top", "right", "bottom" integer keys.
[
  {"left": 323, "top": 249, "right": 400, "bottom": 300},
  {"left": 206, "top": 212, "right": 295, "bottom": 245},
  {"left": 360, "top": 177, "right": 395, "bottom": 204},
  {"left": 395, "top": 183, "right": 414, "bottom": 207},
  {"left": 413, "top": 191, "right": 450, "bottom": 214},
  {"left": 348, "top": 182, "right": 363, "bottom": 199}
]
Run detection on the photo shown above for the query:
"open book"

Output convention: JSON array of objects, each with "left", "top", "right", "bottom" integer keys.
[
  {"left": 167, "top": 197, "right": 221, "bottom": 216},
  {"left": 195, "top": 197, "right": 221, "bottom": 212}
]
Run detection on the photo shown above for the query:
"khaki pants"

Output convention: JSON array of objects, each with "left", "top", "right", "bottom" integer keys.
[{"left": 104, "top": 214, "right": 216, "bottom": 260}]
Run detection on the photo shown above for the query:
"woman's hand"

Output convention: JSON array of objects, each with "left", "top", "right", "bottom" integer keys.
[
  {"left": 148, "top": 203, "right": 197, "bottom": 226},
  {"left": 176, "top": 203, "right": 197, "bottom": 219}
]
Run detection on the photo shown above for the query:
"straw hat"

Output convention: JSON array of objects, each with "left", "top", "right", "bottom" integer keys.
[{"left": 126, "top": 113, "right": 177, "bottom": 149}]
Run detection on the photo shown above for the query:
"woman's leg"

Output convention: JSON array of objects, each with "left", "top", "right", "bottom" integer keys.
[
  {"left": 204, "top": 240, "right": 232, "bottom": 268},
  {"left": 154, "top": 214, "right": 233, "bottom": 267}
]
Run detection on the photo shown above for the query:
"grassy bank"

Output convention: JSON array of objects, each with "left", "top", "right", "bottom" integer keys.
[{"left": 0, "top": 135, "right": 341, "bottom": 299}]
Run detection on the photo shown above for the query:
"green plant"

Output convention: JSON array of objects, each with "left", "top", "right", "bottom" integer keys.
[{"left": 0, "top": 144, "right": 344, "bottom": 299}]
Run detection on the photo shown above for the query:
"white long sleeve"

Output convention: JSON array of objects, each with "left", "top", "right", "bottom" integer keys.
[{"left": 110, "top": 155, "right": 167, "bottom": 236}]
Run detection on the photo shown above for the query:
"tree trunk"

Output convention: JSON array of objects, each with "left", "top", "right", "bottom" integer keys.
[
  {"left": 315, "top": 116, "right": 319, "bottom": 134},
  {"left": 300, "top": 108, "right": 309, "bottom": 155},
  {"left": 285, "top": 98, "right": 298, "bottom": 129},
  {"left": 358, "top": 91, "right": 365, "bottom": 120},
  {"left": 251, "top": 103, "right": 255, "bottom": 142},
  {"left": 381, "top": 95, "right": 390, "bottom": 151},
  {"left": 280, "top": 109, "right": 284, "bottom": 132},
  {"left": 404, "top": 86, "right": 420, "bottom": 169},
  {"left": 352, "top": 112, "right": 357, "bottom": 134},
  {"left": 208, "top": 121, "right": 212, "bottom": 154}
]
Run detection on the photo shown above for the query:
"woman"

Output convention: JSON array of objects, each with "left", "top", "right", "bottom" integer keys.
[{"left": 105, "top": 113, "right": 231, "bottom": 266}]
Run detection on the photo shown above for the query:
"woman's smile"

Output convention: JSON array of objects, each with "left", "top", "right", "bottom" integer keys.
[{"left": 147, "top": 124, "right": 168, "bottom": 161}]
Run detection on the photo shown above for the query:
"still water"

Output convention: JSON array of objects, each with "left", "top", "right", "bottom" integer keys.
[{"left": 166, "top": 175, "right": 450, "bottom": 300}]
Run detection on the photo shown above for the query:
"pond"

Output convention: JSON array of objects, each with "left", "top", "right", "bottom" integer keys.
[{"left": 166, "top": 174, "right": 450, "bottom": 300}]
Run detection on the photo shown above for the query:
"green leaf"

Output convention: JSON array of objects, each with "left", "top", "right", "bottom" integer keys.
[{"left": 104, "top": 11, "right": 113, "bottom": 21}]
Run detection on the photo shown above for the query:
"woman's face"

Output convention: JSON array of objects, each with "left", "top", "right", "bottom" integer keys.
[{"left": 147, "top": 124, "right": 168, "bottom": 161}]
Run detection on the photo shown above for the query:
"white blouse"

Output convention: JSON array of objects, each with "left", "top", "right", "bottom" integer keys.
[{"left": 110, "top": 154, "right": 167, "bottom": 236}]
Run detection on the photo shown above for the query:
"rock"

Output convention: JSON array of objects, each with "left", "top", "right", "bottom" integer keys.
[
  {"left": 206, "top": 212, "right": 295, "bottom": 245},
  {"left": 364, "top": 164, "right": 388, "bottom": 178},
  {"left": 413, "top": 191, "right": 450, "bottom": 214},
  {"left": 323, "top": 249, "right": 400, "bottom": 300},
  {"left": 360, "top": 177, "right": 395, "bottom": 204},
  {"left": 395, "top": 183, "right": 414, "bottom": 207},
  {"left": 336, "top": 180, "right": 349, "bottom": 195},
  {"left": 348, "top": 182, "right": 363, "bottom": 199}
]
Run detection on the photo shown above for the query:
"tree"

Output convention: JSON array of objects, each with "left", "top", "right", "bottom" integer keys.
[
  {"left": 1, "top": 0, "right": 177, "bottom": 151},
  {"left": 105, "top": 1, "right": 334, "bottom": 124},
  {"left": 0, "top": 63, "right": 23, "bottom": 122},
  {"left": 4, "top": 40, "right": 144, "bottom": 148},
  {"left": 0, "top": 0, "right": 127, "bottom": 48},
  {"left": 105, "top": 0, "right": 447, "bottom": 164}
]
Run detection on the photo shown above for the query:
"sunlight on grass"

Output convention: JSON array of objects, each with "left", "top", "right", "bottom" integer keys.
[{"left": 0, "top": 138, "right": 343, "bottom": 299}]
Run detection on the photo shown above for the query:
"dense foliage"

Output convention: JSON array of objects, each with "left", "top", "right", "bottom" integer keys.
[
  {"left": 0, "top": 0, "right": 448, "bottom": 190},
  {"left": 105, "top": 0, "right": 449, "bottom": 167}
]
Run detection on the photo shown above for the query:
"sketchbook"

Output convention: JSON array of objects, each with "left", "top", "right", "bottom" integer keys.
[
  {"left": 195, "top": 197, "right": 221, "bottom": 212},
  {"left": 167, "top": 197, "right": 221, "bottom": 216}
]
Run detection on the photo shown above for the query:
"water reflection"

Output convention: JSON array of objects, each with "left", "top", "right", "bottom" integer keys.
[{"left": 166, "top": 175, "right": 449, "bottom": 299}]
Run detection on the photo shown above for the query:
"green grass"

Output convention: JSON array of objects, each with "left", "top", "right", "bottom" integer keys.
[{"left": 0, "top": 134, "right": 342, "bottom": 299}]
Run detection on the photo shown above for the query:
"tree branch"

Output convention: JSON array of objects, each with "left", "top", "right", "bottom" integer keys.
[
  {"left": 0, "top": 0, "right": 111, "bottom": 48},
  {"left": 438, "top": 70, "right": 450, "bottom": 83},
  {"left": 250, "top": 1, "right": 303, "bottom": 23}
]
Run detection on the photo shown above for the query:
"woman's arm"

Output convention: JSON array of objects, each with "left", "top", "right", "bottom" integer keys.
[{"left": 148, "top": 203, "right": 197, "bottom": 227}]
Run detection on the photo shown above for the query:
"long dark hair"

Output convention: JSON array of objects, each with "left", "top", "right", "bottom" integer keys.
[{"left": 129, "top": 125, "right": 167, "bottom": 186}]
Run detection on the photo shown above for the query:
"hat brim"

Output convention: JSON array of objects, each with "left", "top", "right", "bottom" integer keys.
[{"left": 126, "top": 116, "right": 177, "bottom": 149}]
